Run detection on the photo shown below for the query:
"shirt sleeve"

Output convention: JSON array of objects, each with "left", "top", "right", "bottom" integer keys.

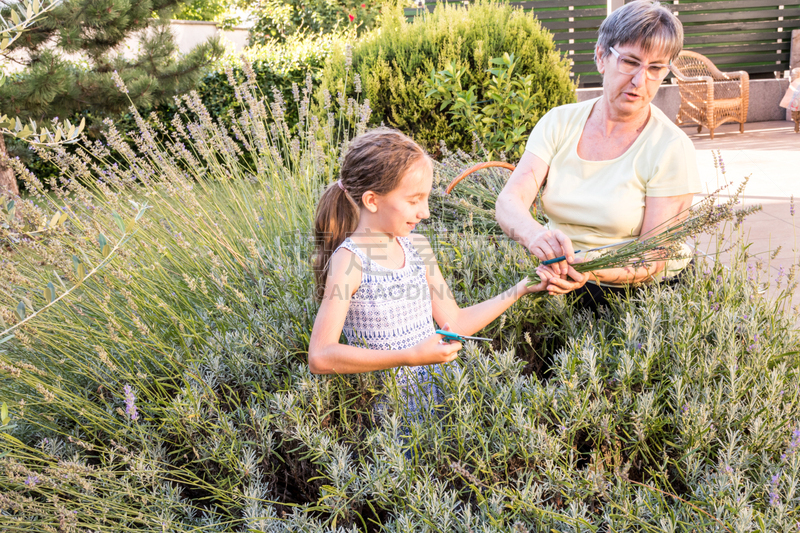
[
  {"left": 524, "top": 107, "right": 562, "bottom": 166},
  {"left": 645, "top": 136, "right": 702, "bottom": 197}
]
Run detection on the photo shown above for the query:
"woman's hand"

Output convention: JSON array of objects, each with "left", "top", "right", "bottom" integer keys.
[
  {"left": 527, "top": 229, "right": 576, "bottom": 277},
  {"left": 404, "top": 323, "right": 462, "bottom": 367}
]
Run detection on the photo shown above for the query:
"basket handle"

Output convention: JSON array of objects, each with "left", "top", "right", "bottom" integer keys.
[{"left": 445, "top": 161, "right": 516, "bottom": 194}]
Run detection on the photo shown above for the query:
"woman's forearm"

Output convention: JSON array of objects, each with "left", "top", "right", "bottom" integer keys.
[
  {"left": 587, "top": 260, "right": 666, "bottom": 285},
  {"left": 495, "top": 193, "right": 545, "bottom": 250}
]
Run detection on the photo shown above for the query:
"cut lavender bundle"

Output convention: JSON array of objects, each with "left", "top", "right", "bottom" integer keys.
[{"left": 526, "top": 179, "right": 761, "bottom": 286}]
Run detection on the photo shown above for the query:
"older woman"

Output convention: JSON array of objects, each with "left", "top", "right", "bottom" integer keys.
[{"left": 496, "top": 0, "right": 700, "bottom": 311}]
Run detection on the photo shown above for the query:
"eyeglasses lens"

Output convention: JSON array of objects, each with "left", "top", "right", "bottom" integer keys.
[{"left": 614, "top": 51, "right": 669, "bottom": 81}]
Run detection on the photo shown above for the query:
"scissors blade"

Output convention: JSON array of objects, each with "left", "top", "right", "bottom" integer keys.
[
  {"left": 541, "top": 238, "right": 638, "bottom": 266},
  {"left": 459, "top": 335, "right": 492, "bottom": 341}
]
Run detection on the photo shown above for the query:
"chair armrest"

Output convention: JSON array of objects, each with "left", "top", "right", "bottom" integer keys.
[
  {"left": 715, "top": 70, "right": 748, "bottom": 82},
  {"left": 670, "top": 67, "right": 714, "bottom": 85}
]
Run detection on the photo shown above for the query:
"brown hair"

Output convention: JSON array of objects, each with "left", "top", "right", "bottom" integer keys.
[{"left": 313, "top": 128, "right": 428, "bottom": 300}]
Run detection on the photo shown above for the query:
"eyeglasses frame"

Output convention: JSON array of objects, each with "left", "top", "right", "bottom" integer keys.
[{"left": 607, "top": 46, "right": 671, "bottom": 82}]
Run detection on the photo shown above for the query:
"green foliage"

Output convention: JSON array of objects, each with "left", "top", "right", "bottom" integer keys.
[
  {"left": 2, "top": 72, "right": 800, "bottom": 531},
  {"left": 174, "top": 0, "right": 234, "bottom": 22},
  {"left": 425, "top": 52, "right": 549, "bottom": 159},
  {"left": 246, "top": 0, "right": 381, "bottom": 45},
  {"left": 0, "top": 0, "right": 225, "bottom": 125},
  {"left": 199, "top": 32, "right": 345, "bottom": 123},
  {"left": 319, "top": 0, "right": 576, "bottom": 154}
]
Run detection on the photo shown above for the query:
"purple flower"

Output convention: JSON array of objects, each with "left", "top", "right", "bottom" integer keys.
[
  {"left": 123, "top": 384, "right": 138, "bottom": 421},
  {"left": 789, "top": 428, "right": 800, "bottom": 453},
  {"left": 24, "top": 475, "right": 39, "bottom": 487},
  {"left": 769, "top": 473, "right": 781, "bottom": 506}
]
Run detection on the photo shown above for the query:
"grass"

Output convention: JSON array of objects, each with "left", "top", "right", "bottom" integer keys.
[{"left": 0, "top": 65, "right": 799, "bottom": 531}]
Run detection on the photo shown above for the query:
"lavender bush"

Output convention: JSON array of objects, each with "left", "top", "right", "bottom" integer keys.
[{"left": 0, "top": 62, "right": 799, "bottom": 531}]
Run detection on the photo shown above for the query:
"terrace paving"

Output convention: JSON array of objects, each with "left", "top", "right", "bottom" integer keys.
[{"left": 681, "top": 120, "right": 800, "bottom": 315}]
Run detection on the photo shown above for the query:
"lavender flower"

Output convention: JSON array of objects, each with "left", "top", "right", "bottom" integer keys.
[
  {"left": 791, "top": 195, "right": 795, "bottom": 217},
  {"left": 345, "top": 44, "right": 353, "bottom": 70},
  {"left": 769, "top": 472, "right": 781, "bottom": 506},
  {"left": 111, "top": 71, "right": 129, "bottom": 94},
  {"left": 123, "top": 384, "right": 138, "bottom": 421},
  {"left": 24, "top": 474, "right": 39, "bottom": 487}
]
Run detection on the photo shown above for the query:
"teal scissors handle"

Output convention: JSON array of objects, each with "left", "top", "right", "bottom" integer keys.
[
  {"left": 541, "top": 250, "right": 582, "bottom": 266},
  {"left": 436, "top": 329, "right": 463, "bottom": 342},
  {"left": 435, "top": 329, "right": 492, "bottom": 342}
]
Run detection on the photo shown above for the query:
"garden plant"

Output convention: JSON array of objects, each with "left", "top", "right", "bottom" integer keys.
[
  {"left": 319, "top": 0, "right": 576, "bottom": 156},
  {"left": 0, "top": 57, "right": 798, "bottom": 530},
  {"left": 0, "top": 0, "right": 799, "bottom": 527}
]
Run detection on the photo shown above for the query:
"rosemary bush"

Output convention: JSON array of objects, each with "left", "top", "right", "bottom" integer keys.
[{"left": 1, "top": 68, "right": 799, "bottom": 531}]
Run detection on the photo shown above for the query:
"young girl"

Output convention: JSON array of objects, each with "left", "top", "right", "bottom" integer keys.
[{"left": 308, "top": 128, "right": 560, "bottom": 412}]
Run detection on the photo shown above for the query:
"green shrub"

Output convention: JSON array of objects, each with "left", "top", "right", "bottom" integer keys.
[
  {"left": 248, "top": 0, "right": 381, "bottom": 44},
  {"left": 426, "top": 53, "right": 548, "bottom": 160},
  {"left": 9, "top": 32, "right": 347, "bottom": 187},
  {"left": 319, "top": 0, "right": 576, "bottom": 155}
]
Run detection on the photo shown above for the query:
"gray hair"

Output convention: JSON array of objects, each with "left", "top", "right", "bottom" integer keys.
[{"left": 596, "top": 1, "right": 683, "bottom": 63}]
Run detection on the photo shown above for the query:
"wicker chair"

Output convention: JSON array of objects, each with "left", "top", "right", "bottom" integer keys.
[
  {"left": 671, "top": 50, "right": 749, "bottom": 139},
  {"left": 791, "top": 68, "right": 800, "bottom": 134}
]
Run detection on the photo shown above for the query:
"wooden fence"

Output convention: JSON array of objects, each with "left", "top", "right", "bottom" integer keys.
[{"left": 405, "top": 0, "right": 800, "bottom": 87}]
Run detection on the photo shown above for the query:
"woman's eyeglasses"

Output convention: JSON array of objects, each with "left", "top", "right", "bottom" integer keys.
[{"left": 608, "top": 47, "right": 671, "bottom": 81}]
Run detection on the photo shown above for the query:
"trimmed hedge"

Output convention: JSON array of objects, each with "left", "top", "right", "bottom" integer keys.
[{"left": 319, "top": 0, "right": 576, "bottom": 155}]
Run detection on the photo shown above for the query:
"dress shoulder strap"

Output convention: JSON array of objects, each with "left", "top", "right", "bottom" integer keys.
[
  {"left": 333, "top": 238, "right": 369, "bottom": 263},
  {"left": 397, "top": 236, "right": 426, "bottom": 270}
]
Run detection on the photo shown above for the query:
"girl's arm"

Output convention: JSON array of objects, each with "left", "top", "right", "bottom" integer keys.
[
  {"left": 307, "top": 248, "right": 462, "bottom": 375},
  {"left": 410, "top": 233, "right": 552, "bottom": 338}
]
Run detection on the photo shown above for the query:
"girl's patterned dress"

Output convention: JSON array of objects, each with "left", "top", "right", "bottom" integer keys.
[{"left": 335, "top": 236, "right": 444, "bottom": 418}]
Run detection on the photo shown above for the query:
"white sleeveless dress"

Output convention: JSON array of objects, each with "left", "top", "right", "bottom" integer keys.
[{"left": 335, "top": 236, "right": 444, "bottom": 417}]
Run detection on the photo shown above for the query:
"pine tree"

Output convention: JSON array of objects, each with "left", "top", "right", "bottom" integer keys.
[{"left": 0, "top": 0, "right": 225, "bottom": 195}]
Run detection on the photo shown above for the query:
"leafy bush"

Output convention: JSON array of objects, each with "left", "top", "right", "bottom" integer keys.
[
  {"left": 248, "top": 0, "right": 381, "bottom": 44},
  {"left": 319, "top": 0, "right": 576, "bottom": 155},
  {"left": 9, "top": 32, "right": 347, "bottom": 186},
  {"left": 426, "top": 53, "right": 549, "bottom": 160},
  {"left": 2, "top": 71, "right": 800, "bottom": 531}
]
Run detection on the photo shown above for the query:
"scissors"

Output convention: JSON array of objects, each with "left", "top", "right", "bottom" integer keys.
[
  {"left": 541, "top": 238, "right": 637, "bottom": 266},
  {"left": 436, "top": 329, "right": 492, "bottom": 343}
]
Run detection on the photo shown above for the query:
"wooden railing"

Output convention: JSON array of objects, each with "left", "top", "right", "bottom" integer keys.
[
  {"left": 405, "top": 0, "right": 800, "bottom": 87},
  {"left": 667, "top": 0, "right": 800, "bottom": 77}
]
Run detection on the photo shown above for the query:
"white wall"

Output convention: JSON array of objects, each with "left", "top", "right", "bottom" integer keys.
[{"left": 166, "top": 20, "right": 250, "bottom": 55}]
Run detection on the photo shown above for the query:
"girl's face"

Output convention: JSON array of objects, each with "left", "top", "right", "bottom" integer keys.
[{"left": 371, "top": 158, "right": 432, "bottom": 237}]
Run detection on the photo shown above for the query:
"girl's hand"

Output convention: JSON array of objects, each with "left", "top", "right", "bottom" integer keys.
[
  {"left": 543, "top": 263, "right": 590, "bottom": 295},
  {"left": 405, "top": 324, "right": 462, "bottom": 367},
  {"left": 519, "top": 266, "right": 555, "bottom": 294}
]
